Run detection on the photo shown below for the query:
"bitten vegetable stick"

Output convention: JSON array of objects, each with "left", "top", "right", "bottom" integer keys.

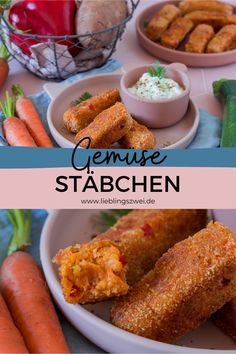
[
  {"left": 0, "top": 43, "right": 9, "bottom": 89},
  {"left": 12, "top": 85, "right": 53, "bottom": 147},
  {"left": 0, "top": 252, "right": 70, "bottom": 354},
  {"left": 0, "top": 92, "right": 37, "bottom": 147},
  {"left": 0, "top": 293, "right": 29, "bottom": 353},
  {"left": 54, "top": 209, "right": 207, "bottom": 304},
  {"left": 53, "top": 239, "right": 129, "bottom": 304}
]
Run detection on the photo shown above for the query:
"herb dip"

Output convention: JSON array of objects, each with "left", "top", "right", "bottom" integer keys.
[{"left": 129, "top": 72, "right": 184, "bottom": 100}]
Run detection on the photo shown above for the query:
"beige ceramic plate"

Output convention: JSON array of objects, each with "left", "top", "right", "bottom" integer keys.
[
  {"left": 45, "top": 70, "right": 199, "bottom": 149},
  {"left": 40, "top": 210, "right": 236, "bottom": 353},
  {"left": 136, "top": 0, "right": 236, "bottom": 68}
]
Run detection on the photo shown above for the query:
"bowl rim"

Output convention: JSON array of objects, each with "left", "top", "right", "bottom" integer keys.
[
  {"left": 120, "top": 63, "right": 191, "bottom": 104},
  {"left": 40, "top": 210, "right": 236, "bottom": 354}
]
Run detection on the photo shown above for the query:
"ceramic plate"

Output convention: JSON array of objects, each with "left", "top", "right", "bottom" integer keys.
[
  {"left": 136, "top": 0, "right": 236, "bottom": 68},
  {"left": 40, "top": 210, "right": 236, "bottom": 354},
  {"left": 45, "top": 71, "right": 199, "bottom": 149}
]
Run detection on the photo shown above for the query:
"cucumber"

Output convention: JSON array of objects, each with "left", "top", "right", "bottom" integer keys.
[{"left": 213, "top": 79, "right": 236, "bottom": 147}]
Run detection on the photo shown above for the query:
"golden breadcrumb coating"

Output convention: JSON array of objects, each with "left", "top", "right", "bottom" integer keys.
[
  {"left": 185, "top": 24, "right": 215, "bottom": 53},
  {"left": 97, "top": 209, "right": 207, "bottom": 285},
  {"left": 111, "top": 222, "right": 236, "bottom": 343},
  {"left": 119, "top": 120, "right": 156, "bottom": 149},
  {"left": 185, "top": 11, "right": 236, "bottom": 29},
  {"left": 146, "top": 4, "right": 181, "bottom": 42},
  {"left": 179, "top": 1, "right": 234, "bottom": 15},
  {"left": 53, "top": 240, "right": 128, "bottom": 304},
  {"left": 207, "top": 24, "right": 236, "bottom": 53},
  {"left": 63, "top": 89, "right": 121, "bottom": 133},
  {"left": 160, "top": 17, "right": 194, "bottom": 49},
  {"left": 74, "top": 102, "right": 133, "bottom": 148}
]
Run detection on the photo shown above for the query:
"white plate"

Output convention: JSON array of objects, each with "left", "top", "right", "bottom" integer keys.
[
  {"left": 45, "top": 70, "right": 199, "bottom": 149},
  {"left": 40, "top": 210, "right": 236, "bottom": 353}
]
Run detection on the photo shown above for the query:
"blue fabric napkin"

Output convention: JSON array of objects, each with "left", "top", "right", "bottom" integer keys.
[
  {"left": 0, "top": 59, "right": 222, "bottom": 148},
  {"left": 0, "top": 209, "right": 104, "bottom": 354}
]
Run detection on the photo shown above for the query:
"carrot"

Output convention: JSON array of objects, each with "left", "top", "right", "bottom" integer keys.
[
  {"left": 0, "top": 252, "right": 70, "bottom": 354},
  {"left": 0, "top": 210, "right": 70, "bottom": 354},
  {"left": 0, "top": 293, "right": 29, "bottom": 353},
  {"left": 0, "top": 43, "right": 9, "bottom": 90},
  {"left": 0, "top": 92, "right": 37, "bottom": 146},
  {"left": 12, "top": 85, "right": 53, "bottom": 147}
]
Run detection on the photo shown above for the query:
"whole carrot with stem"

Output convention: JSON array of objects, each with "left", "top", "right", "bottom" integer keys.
[
  {"left": 12, "top": 85, "right": 53, "bottom": 147},
  {"left": 0, "top": 210, "right": 70, "bottom": 354},
  {"left": 0, "top": 92, "right": 37, "bottom": 146},
  {"left": 0, "top": 43, "right": 9, "bottom": 90},
  {"left": 0, "top": 293, "right": 29, "bottom": 353}
]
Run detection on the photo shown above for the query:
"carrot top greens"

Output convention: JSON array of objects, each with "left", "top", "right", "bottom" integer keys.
[
  {"left": 7, "top": 209, "right": 32, "bottom": 255},
  {"left": 12, "top": 84, "right": 25, "bottom": 100},
  {"left": 0, "top": 43, "right": 9, "bottom": 61},
  {"left": 0, "top": 92, "right": 15, "bottom": 119}
]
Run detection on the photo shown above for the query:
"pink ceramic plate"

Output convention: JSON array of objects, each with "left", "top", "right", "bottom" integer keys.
[
  {"left": 136, "top": 0, "right": 236, "bottom": 68},
  {"left": 45, "top": 70, "right": 199, "bottom": 149}
]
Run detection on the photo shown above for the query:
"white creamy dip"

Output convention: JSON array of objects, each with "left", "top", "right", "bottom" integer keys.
[{"left": 129, "top": 72, "right": 184, "bottom": 100}]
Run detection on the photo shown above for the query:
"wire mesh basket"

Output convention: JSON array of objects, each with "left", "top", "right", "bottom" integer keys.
[{"left": 0, "top": 0, "right": 140, "bottom": 81}]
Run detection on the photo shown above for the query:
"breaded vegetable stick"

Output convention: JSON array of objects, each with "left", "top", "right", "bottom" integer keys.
[
  {"left": 97, "top": 209, "right": 207, "bottom": 285},
  {"left": 54, "top": 210, "right": 207, "bottom": 304},
  {"left": 53, "top": 240, "right": 129, "bottom": 304},
  {"left": 119, "top": 119, "right": 156, "bottom": 149},
  {"left": 213, "top": 298, "right": 236, "bottom": 343},
  {"left": 160, "top": 17, "right": 194, "bottom": 49},
  {"left": 63, "top": 88, "right": 121, "bottom": 133},
  {"left": 74, "top": 102, "right": 133, "bottom": 148},
  {"left": 179, "top": 1, "right": 234, "bottom": 15},
  {"left": 146, "top": 4, "right": 181, "bottom": 42},
  {"left": 185, "top": 24, "right": 215, "bottom": 53},
  {"left": 111, "top": 222, "right": 236, "bottom": 343},
  {"left": 207, "top": 25, "right": 236, "bottom": 53},
  {"left": 185, "top": 11, "right": 236, "bottom": 29}
]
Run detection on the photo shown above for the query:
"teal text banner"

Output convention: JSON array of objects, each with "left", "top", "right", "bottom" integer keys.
[{"left": 0, "top": 147, "right": 235, "bottom": 169}]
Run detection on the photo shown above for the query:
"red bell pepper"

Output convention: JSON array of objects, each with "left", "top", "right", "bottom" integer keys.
[{"left": 8, "top": 0, "right": 77, "bottom": 57}]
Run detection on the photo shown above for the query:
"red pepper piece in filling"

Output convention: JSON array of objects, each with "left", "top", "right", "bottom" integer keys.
[
  {"left": 119, "top": 254, "right": 127, "bottom": 267},
  {"left": 141, "top": 224, "right": 154, "bottom": 237},
  {"left": 89, "top": 104, "right": 96, "bottom": 111},
  {"left": 70, "top": 284, "right": 80, "bottom": 297}
]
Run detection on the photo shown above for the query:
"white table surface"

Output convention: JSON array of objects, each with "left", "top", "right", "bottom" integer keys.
[{"left": 2, "top": 0, "right": 236, "bottom": 118}]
